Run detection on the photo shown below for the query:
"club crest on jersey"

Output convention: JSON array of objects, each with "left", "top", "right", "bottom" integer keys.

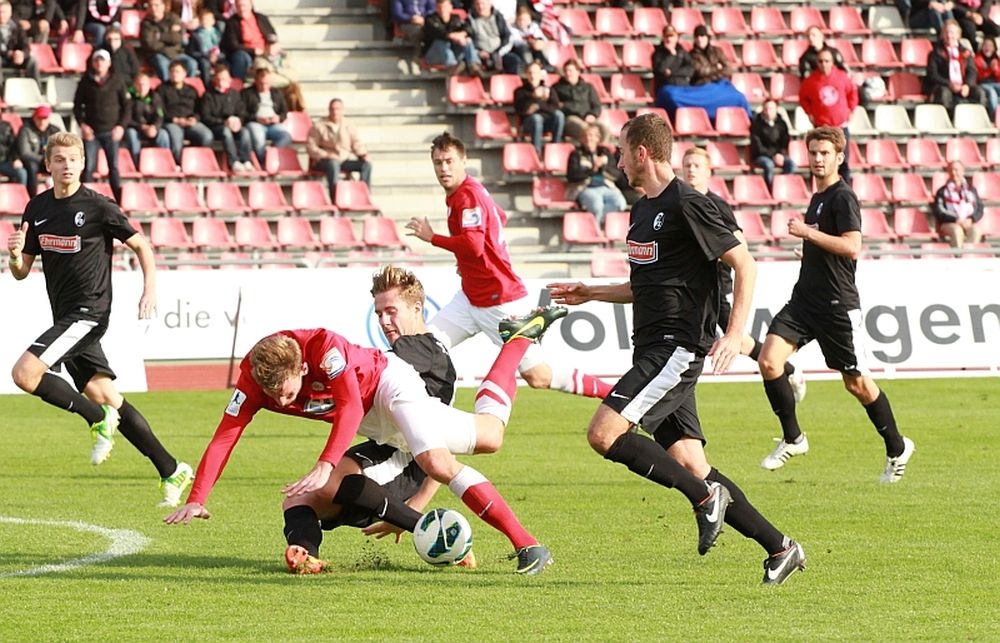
[
  {"left": 627, "top": 239, "right": 657, "bottom": 264},
  {"left": 653, "top": 212, "right": 665, "bottom": 230},
  {"left": 320, "top": 349, "right": 347, "bottom": 379},
  {"left": 74, "top": 211, "right": 86, "bottom": 227},
  {"left": 38, "top": 234, "right": 81, "bottom": 253},
  {"left": 225, "top": 388, "right": 247, "bottom": 416},
  {"left": 461, "top": 207, "right": 482, "bottom": 227}
]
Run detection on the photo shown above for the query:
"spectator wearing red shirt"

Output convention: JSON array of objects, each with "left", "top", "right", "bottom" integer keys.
[
  {"left": 974, "top": 35, "right": 1000, "bottom": 118},
  {"left": 799, "top": 49, "right": 859, "bottom": 182},
  {"left": 221, "top": 0, "right": 279, "bottom": 81}
]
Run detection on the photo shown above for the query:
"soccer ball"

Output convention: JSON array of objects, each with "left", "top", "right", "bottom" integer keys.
[{"left": 412, "top": 508, "right": 473, "bottom": 566}]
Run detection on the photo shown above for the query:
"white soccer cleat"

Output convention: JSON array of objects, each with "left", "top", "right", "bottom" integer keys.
[
  {"left": 788, "top": 368, "right": 807, "bottom": 404},
  {"left": 761, "top": 436, "right": 809, "bottom": 471},
  {"left": 89, "top": 404, "right": 119, "bottom": 465},
  {"left": 159, "top": 462, "right": 194, "bottom": 508},
  {"left": 880, "top": 437, "right": 915, "bottom": 483}
]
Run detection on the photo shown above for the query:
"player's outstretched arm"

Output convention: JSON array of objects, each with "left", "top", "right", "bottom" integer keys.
[
  {"left": 163, "top": 502, "right": 212, "bottom": 525},
  {"left": 282, "top": 460, "right": 335, "bottom": 497},
  {"left": 124, "top": 233, "right": 158, "bottom": 320},
  {"left": 547, "top": 281, "right": 634, "bottom": 305}
]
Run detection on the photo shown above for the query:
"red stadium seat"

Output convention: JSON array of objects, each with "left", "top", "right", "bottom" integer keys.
[
  {"left": 609, "top": 73, "right": 653, "bottom": 105},
  {"left": 318, "top": 216, "right": 364, "bottom": 250},
  {"left": 283, "top": 110, "right": 312, "bottom": 144},
  {"left": 789, "top": 7, "right": 828, "bottom": 34},
  {"left": 582, "top": 73, "right": 614, "bottom": 104},
  {"left": 770, "top": 174, "right": 811, "bottom": 206},
  {"left": 532, "top": 177, "right": 576, "bottom": 212},
  {"left": 892, "top": 207, "right": 936, "bottom": 241},
  {"left": 265, "top": 147, "right": 306, "bottom": 177},
  {"left": 233, "top": 217, "right": 279, "bottom": 249},
  {"left": 667, "top": 8, "right": 705, "bottom": 35},
  {"left": 827, "top": 39, "right": 861, "bottom": 68},
  {"left": 119, "top": 8, "right": 144, "bottom": 38},
  {"left": 732, "top": 175, "right": 776, "bottom": 207},
  {"left": 972, "top": 172, "right": 1000, "bottom": 202},
  {"left": 582, "top": 40, "right": 622, "bottom": 72},
  {"left": 180, "top": 146, "right": 227, "bottom": 178},
  {"left": 598, "top": 107, "right": 630, "bottom": 140},
  {"left": 766, "top": 209, "right": 798, "bottom": 244},
  {"left": 904, "top": 139, "right": 946, "bottom": 170},
  {"left": 621, "top": 40, "right": 654, "bottom": 72},
  {"left": 1, "top": 111, "right": 23, "bottom": 134},
  {"left": 734, "top": 209, "right": 774, "bottom": 243},
  {"left": 589, "top": 249, "right": 629, "bottom": 278},
  {"left": 334, "top": 180, "right": 380, "bottom": 214},
  {"left": 139, "top": 147, "right": 182, "bottom": 179},
  {"left": 362, "top": 215, "right": 407, "bottom": 249},
  {"left": 781, "top": 39, "right": 810, "bottom": 69},
  {"left": 291, "top": 180, "right": 339, "bottom": 214},
  {"left": 205, "top": 182, "right": 252, "bottom": 215},
  {"left": 708, "top": 175, "right": 732, "bottom": 201},
  {"left": 861, "top": 38, "right": 904, "bottom": 70},
  {"left": 900, "top": 38, "right": 934, "bottom": 68},
  {"left": 714, "top": 107, "right": 751, "bottom": 138},
  {"left": 670, "top": 140, "right": 694, "bottom": 171},
  {"left": 891, "top": 174, "right": 932, "bottom": 205},
  {"left": 540, "top": 41, "right": 580, "bottom": 70},
  {"left": 163, "top": 182, "right": 210, "bottom": 216},
  {"left": 276, "top": 217, "right": 322, "bottom": 249},
  {"left": 149, "top": 218, "right": 194, "bottom": 250},
  {"left": 742, "top": 40, "right": 783, "bottom": 70},
  {"left": 852, "top": 174, "right": 891, "bottom": 204},
  {"left": 828, "top": 6, "right": 872, "bottom": 36},
  {"left": 788, "top": 139, "right": 809, "bottom": 169},
  {"left": 95, "top": 147, "right": 140, "bottom": 180},
  {"left": 711, "top": 7, "right": 751, "bottom": 38},
  {"left": 730, "top": 72, "right": 767, "bottom": 104},
  {"left": 191, "top": 217, "right": 237, "bottom": 250},
  {"left": 769, "top": 73, "right": 801, "bottom": 103},
  {"left": 543, "top": 142, "right": 575, "bottom": 175},
  {"left": 986, "top": 139, "right": 1000, "bottom": 168},
  {"left": 632, "top": 7, "right": 667, "bottom": 38},
  {"left": 248, "top": 182, "right": 295, "bottom": 215},
  {"left": 706, "top": 141, "right": 749, "bottom": 173},
  {"left": 120, "top": 182, "right": 165, "bottom": 216},
  {"left": 59, "top": 42, "right": 93, "bottom": 73},
  {"left": 860, "top": 208, "right": 895, "bottom": 240},
  {"left": 488, "top": 74, "right": 521, "bottom": 106},
  {"left": 603, "top": 210, "right": 630, "bottom": 243},
  {"left": 31, "top": 43, "right": 64, "bottom": 74},
  {"left": 749, "top": 7, "right": 792, "bottom": 37},
  {"left": 447, "top": 75, "right": 492, "bottom": 107},
  {"left": 558, "top": 8, "right": 597, "bottom": 38},
  {"left": 865, "top": 139, "right": 907, "bottom": 170},
  {"left": 594, "top": 7, "right": 634, "bottom": 37},
  {"left": 503, "top": 142, "right": 543, "bottom": 175},
  {"left": 887, "top": 72, "right": 926, "bottom": 102},
  {"left": 0, "top": 183, "right": 30, "bottom": 215},
  {"left": 945, "top": 138, "right": 987, "bottom": 168},
  {"left": 673, "top": 107, "right": 717, "bottom": 137},
  {"left": 475, "top": 109, "right": 515, "bottom": 141},
  {"left": 562, "top": 211, "right": 609, "bottom": 248},
  {"left": 0, "top": 220, "right": 14, "bottom": 248}
]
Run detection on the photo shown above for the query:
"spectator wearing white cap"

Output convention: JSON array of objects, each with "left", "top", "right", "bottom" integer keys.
[{"left": 73, "top": 48, "right": 132, "bottom": 202}]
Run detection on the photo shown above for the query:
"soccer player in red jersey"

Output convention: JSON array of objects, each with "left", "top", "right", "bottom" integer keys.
[
  {"left": 405, "top": 131, "right": 611, "bottom": 400},
  {"left": 164, "top": 297, "right": 564, "bottom": 575}
]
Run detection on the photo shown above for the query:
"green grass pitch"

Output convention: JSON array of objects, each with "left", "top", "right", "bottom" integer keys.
[{"left": 1, "top": 378, "right": 997, "bottom": 641}]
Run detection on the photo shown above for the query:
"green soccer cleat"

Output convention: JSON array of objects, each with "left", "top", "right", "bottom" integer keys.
[
  {"left": 510, "top": 544, "right": 553, "bottom": 575},
  {"left": 159, "top": 462, "right": 194, "bottom": 508},
  {"left": 89, "top": 404, "right": 119, "bottom": 465},
  {"left": 498, "top": 305, "right": 568, "bottom": 344}
]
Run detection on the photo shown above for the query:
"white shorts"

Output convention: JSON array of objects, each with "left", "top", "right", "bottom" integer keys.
[
  {"left": 357, "top": 354, "right": 478, "bottom": 457},
  {"left": 428, "top": 290, "right": 546, "bottom": 373}
]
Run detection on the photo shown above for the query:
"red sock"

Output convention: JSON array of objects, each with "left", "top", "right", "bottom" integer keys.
[
  {"left": 575, "top": 370, "right": 613, "bottom": 398},
  {"left": 461, "top": 481, "right": 536, "bottom": 550},
  {"left": 474, "top": 338, "right": 529, "bottom": 408}
]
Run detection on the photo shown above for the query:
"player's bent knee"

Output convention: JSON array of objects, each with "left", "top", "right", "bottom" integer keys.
[
  {"left": 415, "top": 449, "right": 461, "bottom": 483},
  {"left": 521, "top": 369, "right": 552, "bottom": 389},
  {"left": 473, "top": 418, "right": 504, "bottom": 454}
]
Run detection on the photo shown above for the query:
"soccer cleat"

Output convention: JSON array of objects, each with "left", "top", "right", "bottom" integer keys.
[
  {"left": 89, "top": 404, "right": 119, "bottom": 465},
  {"left": 788, "top": 367, "right": 807, "bottom": 404},
  {"left": 498, "top": 305, "right": 567, "bottom": 344},
  {"left": 455, "top": 548, "right": 478, "bottom": 569},
  {"left": 880, "top": 436, "right": 915, "bottom": 483},
  {"left": 761, "top": 435, "right": 809, "bottom": 471},
  {"left": 510, "top": 544, "right": 553, "bottom": 575},
  {"left": 694, "top": 481, "right": 732, "bottom": 555},
  {"left": 158, "top": 462, "right": 194, "bottom": 508},
  {"left": 762, "top": 540, "right": 806, "bottom": 586},
  {"left": 284, "top": 544, "right": 329, "bottom": 575}
]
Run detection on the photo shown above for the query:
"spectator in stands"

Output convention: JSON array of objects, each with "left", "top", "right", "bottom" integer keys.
[
  {"left": 651, "top": 24, "right": 693, "bottom": 95},
  {"left": 565, "top": 123, "right": 626, "bottom": 228},
  {"left": 513, "top": 60, "right": 565, "bottom": 154},
  {"left": 391, "top": 0, "right": 434, "bottom": 46},
  {"left": 750, "top": 98, "right": 796, "bottom": 189},
  {"left": 189, "top": 6, "right": 224, "bottom": 83},
  {"left": 242, "top": 65, "right": 291, "bottom": 166},
  {"left": 933, "top": 159, "right": 984, "bottom": 247},
  {"left": 171, "top": 0, "right": 201, "bottom": 31},
  {"left": 0, "top": 114, "right": 27, "bottom": 187},
  {"left": 907, "top": 0, "right": 954, "bottom": 33},
  {"left": 953, "top": 0, "right": 1000, "bottom": 51},
  {"left": 200, "top": 64, "right": 254, "bottom": 173},
  {"left": 69, "top": 0, "right": 122, "bottom": 46},
  {"left": 306, "top": 97, "right": 372, "bottom": 201},
  {"left": 74, "top": 48, "right": 130, "bottom": 202},
  {"left": 140, "top": 0, "right": 199, "bottom": 81},
  {"left": 509, "top": 5, "right": 551, "bottom": 72},
  {"left": 11, "top": 0, "right": 66, "bottom": 43},
  {"left": 975, "top": 36, "right": 1000, "bottom": 117},
  {"left": 222, "top": 0, "right": 280, "bottom": 82},
  {"left": 925, "top": 19, "right": 989, "bottom": 116},
  {"left": 553, "top": 59, "right": 605, "bottom": 143},
  {"left": 420, "top": 0, "right": 481, "bottom": 76},
  {"left": 124, "top": 71, "right": 171, "bottom": 165},
  {"left": 0, "top": 0, "right": 39, "bottom": 85},
  {"left": 158, "top": 59, "right": 214, "bottom": 164},
  {"left": 798, "top": 25, "right": 848, "bottom": 79},
  {"left": 16, "top": 104, "right": 60, "bottom": 195},
  {"left": 689, "top": 25, "right": 731, "bottom": 86},
  {"left": 104, "top": 25, "right": 141, "bottom": 82},
  {"left": 467, "top": 0, "right": 521, "bottom": 75},
  {"left": 799, "top": 49, "right": 858, "bottom": 182}
]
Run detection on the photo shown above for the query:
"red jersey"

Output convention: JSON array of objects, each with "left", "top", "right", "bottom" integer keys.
[
  {"left": 186, "top": 329, "right": 388, "bottom": 505},
  {"left": 799, "top": 67, "right": 859, "bottom": 128},
  {"left": 431, "top": 175, "right": 527, "bottom": 307}
]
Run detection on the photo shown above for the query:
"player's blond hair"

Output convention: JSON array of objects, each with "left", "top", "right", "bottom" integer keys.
[
  {"left": 682, "top": 146, "right": 710, "bottom": 163},
  {"left": 249, "top": 334, "right": 302, "bottom": 393},
  {"left": 45, "top": 131, "right": 85, "bottom": 161},
  {"left": 621, "top": 112, "right": 672, "bottom": 163},
  {"left": 371, "top": 264, "right": 425, "bottom": 308},
  {"left": 806, "top": 126, "right": 846, "bottom": 154}
]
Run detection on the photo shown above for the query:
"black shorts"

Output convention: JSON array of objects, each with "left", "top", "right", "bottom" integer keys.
[
  {"left": 320, "top": 440, "right": 426, "bottom": 530},
  {"left": 603, "top": 343, "right": 706, "bottom": 447},
  {"left": 28, "top": 316, "right": 115, "bottom": 391},
  {"left": 768, "top": 299, "right": 870, "bottom": 376}
]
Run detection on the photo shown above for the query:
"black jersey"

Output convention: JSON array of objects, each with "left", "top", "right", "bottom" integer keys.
[
  {"left": 791, "top": 179, "right": 862, "bottom": 310},
  {"left": 391, "top": 333, "right": 456, "bottom": 405},
  {"left": 21, "top": 186, "right": 136, "bottom": 320},
  {"left": 626, "top": 178, "right": 740, "bottom": 355}
]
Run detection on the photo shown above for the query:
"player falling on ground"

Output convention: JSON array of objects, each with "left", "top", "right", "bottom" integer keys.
[
  {"left": 164, "top": 300, "right": 564, "bottom": 576},
  {"left": 5, "top": 131, "right": 192, "bottom": 507},
  {"left": 680, "top": 146, "right": 807, "bottom": 401},
  {"left": 405, "top": 131, "right": 611, "bottom": 400},
  {"left": 549, "top": 114, "right": 805, "bottom": 585},
  {"left": 756, "top": 126, "right": 915, "bottom": 480}
]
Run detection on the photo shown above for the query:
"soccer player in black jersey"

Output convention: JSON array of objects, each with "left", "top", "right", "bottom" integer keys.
[
  {"left": 681, "top": 146, "right": 807, "bottom": 402},
  {"left": 549, "top": 114, "right": 805, "bottom": 585},
  {"left": 756, "top": 126, "right": 915, "bottom": 482},
  {"left": 5, "top": 131, "right": 192, "bottom": 507}
]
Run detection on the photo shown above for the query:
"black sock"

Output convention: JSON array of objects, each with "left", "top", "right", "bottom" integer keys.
[
  {"left": 865, "top": 391, "right": 905, "bottom": 456},
  {"left": 34, "top": 373, "right": 103, "bottom": 424},
  {"left": 748, "top": 339, "right": 763, "bottom": 362},
  {"left": 784, "top": 361, "right": 796, "bottom": 377},
  {"left": 706, "top": 468, "right": 785, "bottom": 555},
  {"left": 333, "top": 474, "right": 422, "bottom": 532},
  {"left": 117, "top": 399, "right": 177, "bottom": 478},
  {"left": 283, "top": 505, "right": 323, "bottom": 557},
  {"left": 763, "top": 376, "right": 802, "bottom": 443},
  {"left": 604, "top": 432, "right": 709, "bottom": 504}
]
